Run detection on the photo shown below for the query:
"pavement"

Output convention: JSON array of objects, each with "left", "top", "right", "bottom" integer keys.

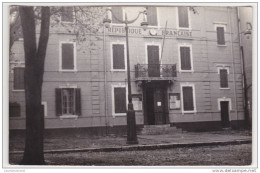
[{"left": 9, "top": 129, "right": 252, "bottom": 154}]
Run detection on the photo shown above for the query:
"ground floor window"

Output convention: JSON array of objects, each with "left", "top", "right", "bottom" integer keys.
[
  {"left": 13, "top": 67, "right": 25, "bottom": 91},
  {"left": 112, "top": 85, "right": 127, "bottom": 116},
  {"left": 181, "top": 84, "right": 196, "bottom": 113},
  {"left": 9, "top": 102, "right": 21, "bottom": 117},
  {"left": 55, "top": 88, "right": 81, "bottom": 116}
]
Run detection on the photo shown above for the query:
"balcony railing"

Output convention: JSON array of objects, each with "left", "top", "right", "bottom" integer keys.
[{"left": 135, "top": 64, "right": 177, "bottom": 79}]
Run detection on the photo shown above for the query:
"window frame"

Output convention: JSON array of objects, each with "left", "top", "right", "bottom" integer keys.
[
  {"left": 110, "top": 7, "right": 125, "bottom": 26},
  {"left": 9, "top": 102, "right": 21, "bottom": 118},
  {"left": 59, "top": 41, "right": 77, "bottom": 72},
  {"left": 214, "top": 24, "right": 227, "bottom": 46},
  {"left": 146, "top": 7, "right": 160, "bottom": 28},
  {"left": 12, "top": 66, "right": 25, "bottom": 92},
  {"left": 60, "top": 6, "right": 74, "bottom": 23},
  {"left": 58, "top": 85, "right": 79, "bottom": 119},
  {"left": 178, "top": 44, "right": 194, "bottom": 73},
  {"left": 111, "top": 42, "right": 127, "bottom": 71},
  {"left": 217, "top": 67, "right": 230, "bottom": 89},
  {"left": 145, "top": 42, "right": 162, "bottom": 65},
  {"left": 177, "top": 6, "right": 191, "bottom": 30},
  {"left": 217, "top": 98, "right": 232, "bottom": 111},
  {"left": 111, "top": 84, "right": 128, "bottom": 117},
  {"left": 180, "top": 83, "right": 197, "bottom": 114}
]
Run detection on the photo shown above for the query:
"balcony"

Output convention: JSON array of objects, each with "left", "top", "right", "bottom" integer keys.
[{"left": 135, "top": 64, "right": 177, "bottom": 81}]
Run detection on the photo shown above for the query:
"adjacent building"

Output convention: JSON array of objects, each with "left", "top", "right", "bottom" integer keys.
[{"left": 9, "top": 6, "right": 247, "bottom": 133}]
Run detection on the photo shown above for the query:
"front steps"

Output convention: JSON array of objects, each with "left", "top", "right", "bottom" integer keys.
[{"left": 139, "top": 124, "right": 183, "bottom": 135}]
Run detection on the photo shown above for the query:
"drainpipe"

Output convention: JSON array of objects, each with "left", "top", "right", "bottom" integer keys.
[
  {"left": 228, "top": 7, "right": 239, "bottom": 128},
  {"left": 103, "top": 25, "right": 108, "bottom": 135},
  {"left": 237, "top": 7, "right": 250, "bottom": 129}
]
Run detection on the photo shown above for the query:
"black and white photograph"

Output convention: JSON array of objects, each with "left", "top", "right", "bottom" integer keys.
[{"left": 2, "top": 1, "right": 257, "bottom": 171}]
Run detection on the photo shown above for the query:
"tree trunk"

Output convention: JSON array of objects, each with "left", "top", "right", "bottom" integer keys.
[{"left": 19, "top": 6, "right": 50, "bottom": 165}]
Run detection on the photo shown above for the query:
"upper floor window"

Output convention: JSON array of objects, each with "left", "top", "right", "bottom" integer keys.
[
  {"left": 218, "top": 68, "right": 229, "bottom": 89},
  {"left": 13, "top": 67, "right": 25, "bottom": 90},
  {"left": 178, "top": 7, "right": 189, "bottom": 28},
  {"left": 112, "top": 43, "right": 126, "bottom": 70},
  {"left": 60, "top": 42, "right": 76, "bottom": 71},
  {"left": 61, "top": 7, "right": 74, "bottom": 23},
  {"left": 147, "top": 7, "right": 158, "bottom": 26},
  {"left": 111, "top": 7, "right": 123, "bottom": 24},
  {"left": 55, "top": 88, "right": 81, "bottom": 116},
  {"left": 216, "top": 26, "right": 225, "bottom": 45},
  {"left": 179, "top": 45, "right": 193, "bottom": 72}
]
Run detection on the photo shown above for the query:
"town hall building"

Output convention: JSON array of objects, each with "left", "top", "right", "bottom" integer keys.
[{"left": 9, "top": 6, "right": 247, "bottom": 133}]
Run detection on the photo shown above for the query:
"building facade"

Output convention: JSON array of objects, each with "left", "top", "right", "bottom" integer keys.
[{"left": 9, "top": 6, "right": 246, "bottom": 132}]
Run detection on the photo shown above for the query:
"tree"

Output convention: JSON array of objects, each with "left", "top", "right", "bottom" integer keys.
[
  {"left": 14, "top": 6, "right": 106, "bottom": 165},
  {"left": 19, "top": 6, "right": 50, "bottom": 165}
]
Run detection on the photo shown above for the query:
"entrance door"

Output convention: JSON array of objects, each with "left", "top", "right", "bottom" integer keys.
[
  {"left": 145, "top": 84, "right": 166, "bottom": 125},
  {"left": 220, "top": 101, "right": 230, "bottom": 127},
  {"left": 147, "top": 45, "right": 160, "bottom": 77},
  {"left": 153, "top": 88, "right": 166, "bottom": 124}
]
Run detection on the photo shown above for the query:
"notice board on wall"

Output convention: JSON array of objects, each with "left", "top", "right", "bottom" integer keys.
[
  {"left": 132, "top": 94, "right": 142, "bottom": 111},
  {"left": 169, "top": 93, "right": 180, "bottom": 110}
]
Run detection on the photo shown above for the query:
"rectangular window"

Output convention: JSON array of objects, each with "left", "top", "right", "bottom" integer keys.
[
  {"left": 178, "top": 7, "right": 189, "bottom": 28},
  {"left": 181, "top": 84, "right": 196, "bottom": 113},
  {"left": 111, "top": 7, "right": 123, "bottom": 24},
  {"left": 113, "top": 86, "right": 127, "bottom": 115},
  {"left": 61, "top": 7, "right": 73, "bottom": 22},
  {"left": 55, "top": 88, "right": 81, "bottom": 116},
  {"left": 112, "top": 44, "right": 125, "bottom": 70},
  {"left": 61, "top": 42, "right": 75, "bottom": 70},
  {"left": 220, "top": 69, "right": 228, "bottom": 88},
  {"left": 13, "top": 67, "right": 25, "bottom": 90},
  {"left": 147, "top": 7, "right": 158, "bottom": 26},
  {"left": 180, "top": 46, "right": 192, "bottom": 71},
  {"left": 9, "top": 102, "right": 21, "bottom": 117},
  {"left": 216, "top": 26, "right": 225, "bottom": 45}
]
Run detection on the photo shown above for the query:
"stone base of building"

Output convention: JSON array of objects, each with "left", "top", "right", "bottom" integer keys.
[
  {"left": 172, "top": 120, "right": 247, "bottom": 132},
  {"left": 9, "top": 120, "right": 248, "bottom": 137}
]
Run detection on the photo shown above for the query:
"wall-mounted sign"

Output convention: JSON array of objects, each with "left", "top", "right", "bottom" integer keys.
[
  {"left": 107, "top": 26, "right": 192, "bottom": 38},
  {"left": 169, "top": 93, "right": 181, "bottom": 110},
  {"left": 132, "top": 94, "right": 143, "bottom": 111}
]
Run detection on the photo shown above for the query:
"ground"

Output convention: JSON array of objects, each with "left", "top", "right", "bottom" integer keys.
[{"left": 9, "top": 144, "right": 251, "bottom": 166}]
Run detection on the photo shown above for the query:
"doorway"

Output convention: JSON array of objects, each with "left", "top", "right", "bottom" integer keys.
[
  {"left": 220, "top": 101, "right": 230, "bottom": 127},
  {"left": 143, "top": 81, "right": 169, "bottom": 125}
]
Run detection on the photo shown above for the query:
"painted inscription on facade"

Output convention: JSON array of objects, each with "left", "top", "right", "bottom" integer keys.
[{"left": 107, "top": 26, "right": 192, "bottom": 37}]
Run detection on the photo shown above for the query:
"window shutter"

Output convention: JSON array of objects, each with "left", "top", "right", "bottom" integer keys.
[
  {"left": 217, "top": 27, "right": 225, "bottom": 45},
  {"left": 112, "top": 7, "right": 123, "bottom": 24},
  {"left": 178, "top": 7, "right": 189, "bottom": 28},
  {"left": 55, "top": 88, "right": 62, "bottom": 116},
  {"left": 9, "top": 102, "right": 21, "bottom": 117},
  {"left": 147, "top": 7, "right": 158, "bottom": 26},
  {"left": 75, "top": 88, "right": 81, "bottom": 116},
  {"left": 220, "top": 69, "right": 228, "bottom": 88},
  {"left": 113, "top": 44, "right": 125, "bottom": 69},
  {"left": 61, "top": 7, "right": 73, "bottom": 22},
  {"left": 62, "top": 43, "right": 74, "bottom": 70},
  {"left": 180, "top": 47, "right": 191, "bottom": 70},
  {"left": 114, "top": 87, "right": 126, "bottom": 113},
  {"left": 183, "top": 87, "right": 194, "bottom": 111},
  {"left": 14, "top": 68, "right": 25, "bottom": 90}
]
